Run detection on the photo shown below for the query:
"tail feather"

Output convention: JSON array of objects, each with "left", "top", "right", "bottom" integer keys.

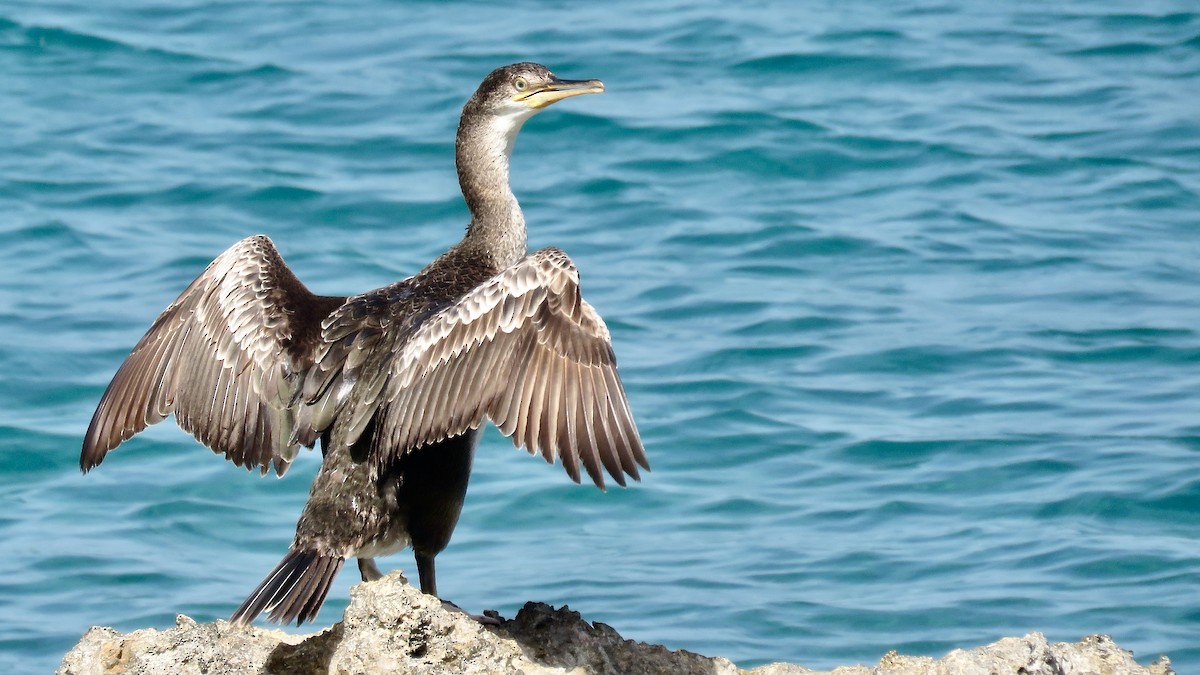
[
  {"left": 297, "top": 555, "right": 340, "bottom": 622},
  {"left": 230, "top": 548, "right": 345, "bottom": 626},
  {"left": 269, "top": 554, "right": 325, "bottom": 623}
]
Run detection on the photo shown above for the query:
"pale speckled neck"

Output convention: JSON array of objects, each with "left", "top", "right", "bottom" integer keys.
[{"left": 455, "top": 100, "right": 536, "bottom": 268}]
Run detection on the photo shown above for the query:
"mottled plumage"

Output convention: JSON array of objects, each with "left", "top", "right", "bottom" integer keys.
[
  {"left": 81, "top": 63, "right": 647, "bottom": 626},
  {"left": 81, "top": 236, "right": 344, "bottom": 477}
]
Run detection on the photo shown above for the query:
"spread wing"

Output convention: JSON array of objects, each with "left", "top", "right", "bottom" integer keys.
[
  {"left": 81, "top": 235, "right": 344, "bottom": 476},
  {"left": 330, "top": 247, "right": 647, "bottom": 489}
]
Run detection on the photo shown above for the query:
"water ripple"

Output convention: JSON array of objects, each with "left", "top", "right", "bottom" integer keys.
[{"left": 2, "top": 1, "right": 1199, "bottom": 673}]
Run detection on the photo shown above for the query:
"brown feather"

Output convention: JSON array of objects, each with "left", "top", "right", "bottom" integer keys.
[
  {"left": 81, "top": 235, "right": 345, "bottom": 474},
  {"left": 349, "top": 247, "right": 645, "bottom": 487}
]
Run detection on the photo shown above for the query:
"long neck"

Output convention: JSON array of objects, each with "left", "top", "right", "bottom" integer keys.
[{"left": 455, "top": 103, "right": 532, "bottom": 268}]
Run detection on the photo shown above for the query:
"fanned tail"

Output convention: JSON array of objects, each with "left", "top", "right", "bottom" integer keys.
[{"left": 230, "top": 548, "right": 344, "bottom": 626}]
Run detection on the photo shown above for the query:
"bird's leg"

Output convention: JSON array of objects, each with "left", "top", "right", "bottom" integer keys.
[
  {"left": 415, "top": 552, "right": 438, "bottom": 596},
  {"left": 357, "top": 557, "right": 384, "bottom": 582}
]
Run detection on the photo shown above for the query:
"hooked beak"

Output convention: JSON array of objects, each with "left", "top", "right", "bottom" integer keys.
[{"left": 518, "top": 76, "right": 605, "bottom": 109}]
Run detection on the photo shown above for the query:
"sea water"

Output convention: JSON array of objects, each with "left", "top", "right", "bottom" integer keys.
[{"left": 1, "top": 2, "right": 1197, "bottom": 672}]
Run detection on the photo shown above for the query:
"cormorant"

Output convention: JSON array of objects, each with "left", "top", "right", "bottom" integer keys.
[{"left": 80, "top": 62, "right": 647, "bottom": 625}]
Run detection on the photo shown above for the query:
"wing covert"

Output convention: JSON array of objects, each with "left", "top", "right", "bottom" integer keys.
[
  {"left": 361, "top": 247, "right": 648, "bottom": 489},
  {"left": 81, "top": 235, "right": 342, "bottom": 476}
]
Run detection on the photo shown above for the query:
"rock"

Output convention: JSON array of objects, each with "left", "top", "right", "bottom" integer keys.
[{"left": 57, "top": 573, "right": 1174, "bottom": 675}]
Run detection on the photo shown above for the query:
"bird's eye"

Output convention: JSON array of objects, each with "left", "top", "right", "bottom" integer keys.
[{"left": 513, "top": 77, "right": 528, "bottom": 91}]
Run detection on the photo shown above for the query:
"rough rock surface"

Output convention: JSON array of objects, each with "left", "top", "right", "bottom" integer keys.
[{"left": 59, "top": 572, "right": 1174, "bottom": 675}]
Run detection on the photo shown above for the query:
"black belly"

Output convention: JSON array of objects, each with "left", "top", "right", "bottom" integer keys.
[{"left": 394, "top": 428, "right": 480, "bottom": 558}]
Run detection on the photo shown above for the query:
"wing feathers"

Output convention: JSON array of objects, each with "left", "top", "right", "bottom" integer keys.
[
  {"left": 362, "top": 247, "right": 645, "bottom": 489},
  {"left": 541, "top": 357, "right": 562, "bottom": 469},
  {"left": 81, "top": 235, "right": 339, "bottom": 475},
  {"left": 89, "top": 240, "right": 649, "bottom": 490}
]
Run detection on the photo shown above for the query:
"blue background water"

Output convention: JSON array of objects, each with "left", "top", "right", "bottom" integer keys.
[{"left": 1, "top": 1, "right": 1197, "bottom": 672}]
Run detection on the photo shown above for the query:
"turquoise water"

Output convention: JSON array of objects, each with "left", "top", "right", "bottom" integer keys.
[{"left": 2, "top": 1, "right": 1198, "bottom": 672}]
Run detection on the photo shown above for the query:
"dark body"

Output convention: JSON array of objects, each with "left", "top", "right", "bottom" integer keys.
[{"left": 236, "top": 247, "right": 501, "bottom": 622}]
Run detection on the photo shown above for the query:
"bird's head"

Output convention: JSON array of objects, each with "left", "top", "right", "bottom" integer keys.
[
  {"left": 459, "top": 63, "right": 604, "bottom": 154},
  {"left": 470, "top": 62, "right": 605, "bottom": 114}
]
